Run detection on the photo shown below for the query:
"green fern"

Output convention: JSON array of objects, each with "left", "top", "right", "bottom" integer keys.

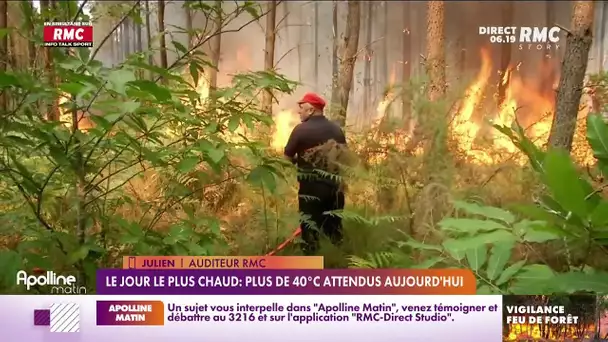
[
  {"left": 348, "top": 251, "right": 399, "bottom": 268},
  {"left": 297, "top": 194, "right": 319, "bottom": 202},
  {"left": 323, "top": 210, "right": 369, "bottom": 225},
  {"left": 323, "top": 209, "right": 406, "bottom": 227},
  {"left": 297, "top": 169, "right": 343, "bottom": 184}
]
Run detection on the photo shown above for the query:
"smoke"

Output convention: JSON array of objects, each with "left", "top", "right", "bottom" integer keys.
[
  {"left": 214, "top": 1, "right": 574, "bottom": 123},
  {"left": 94, "top": 1, "right": 591, "bottom": 126}
]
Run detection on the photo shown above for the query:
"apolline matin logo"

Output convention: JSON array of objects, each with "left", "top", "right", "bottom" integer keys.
[
  {"left": 34, "top": 303, "right": 80, "bottom": 333},
  {"left": 16, "top": 270, "right": 86, "bottom": 294}
]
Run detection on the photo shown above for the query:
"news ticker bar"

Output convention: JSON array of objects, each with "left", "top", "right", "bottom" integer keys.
[
  {"left": 97, "top": 268, "right": 476, "bottom": 295},
  {"left": 114, "top": 257, "right": 476, "bottom": 295},
  {"left": 92, "top": 295, "right": 603, "bottom": 327},
  {"left": 7, "top": 295, "right": 501, "bottom": 341},
  {"left": 15, "top": 294, "right": 603, "bottom": 342}
]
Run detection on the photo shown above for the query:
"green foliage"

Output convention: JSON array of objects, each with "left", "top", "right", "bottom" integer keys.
[
  {"left": 589, "top": 71, "right": 608, "bottom": 116},
  {"left": 350, "top": 109, "right": 608, "bottom": 295},
  {"left": 0, "top": 2, "right": 297, "bottom": 293},
  {"left": 348, "top": 251, "right": 410, "bottom": 269}
]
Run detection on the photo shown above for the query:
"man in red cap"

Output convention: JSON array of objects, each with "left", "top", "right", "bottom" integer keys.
[{"left": 284, "top": 92, "right": 348, "bottom": 256}]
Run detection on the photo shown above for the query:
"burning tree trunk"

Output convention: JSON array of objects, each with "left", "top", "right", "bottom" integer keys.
[
  {"left": 0, "top": 0, "right": 6, "bottom": 112},
  {"left": 497, "top": 1, "right": 514, "bottom": 107},
  {"left": 208, "top": 0, "right": 222, "bottom": 92},
  {"left": 401, "top": 1, "right": 410, "bottom": 121},
  {"left": 547, "top": 1, "right": 595, "bottom": 151},
  {"left": 261, "top": 0, "right": 277, "bottom": 116},
  {"left": 363, "top": 1, "right": 372, "bottom": 117},
  {"left": 331, "top": 0, "right": 361, "bottom": 127},
  {"left": 157, "top": 0, "right": 167, "bottom": 70},
  {"left": 425, "top": 1, "right": 446, "bottom": 100}
]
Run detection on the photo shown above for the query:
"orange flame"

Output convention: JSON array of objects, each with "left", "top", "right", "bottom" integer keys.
[
  {"left": 376, "top": 64, "right": 399, "bottom": 122},
  {"left": 452, "top": 48, "right": 594, "bottom": 165},
  {"left": 506, "top": 323, "right": 596, "bottom": 341},
  {"left": 269, "top": 48, "right": 595, "bottom": 166},
  {"left": 453, "top": 47, "right": 493, "bottom": 151},
  {"left": 271, "top": 110, "right": 299, "bottom": 151}
]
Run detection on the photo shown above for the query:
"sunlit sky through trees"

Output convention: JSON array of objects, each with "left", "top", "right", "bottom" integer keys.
[{"left": 32, "top": 0, "right": 91, "bottom": 16}]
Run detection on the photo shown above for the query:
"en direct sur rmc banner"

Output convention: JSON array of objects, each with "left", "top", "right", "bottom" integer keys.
[{"left": 5, "top": 255, "right": 592, "bottom": 342}]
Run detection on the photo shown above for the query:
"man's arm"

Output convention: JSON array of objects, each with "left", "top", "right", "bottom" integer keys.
[{"left": 284, "top": 125, "right": 301, "bottom": 163}]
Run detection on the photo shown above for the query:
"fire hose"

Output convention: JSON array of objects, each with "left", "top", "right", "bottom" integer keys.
[{"left": 265, "top": 226, "right": 302, "bottom": 256}]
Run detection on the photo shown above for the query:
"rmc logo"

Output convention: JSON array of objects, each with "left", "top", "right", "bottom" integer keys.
[{"left": 16, "top": 270, "right": 86, "bottom": 294}]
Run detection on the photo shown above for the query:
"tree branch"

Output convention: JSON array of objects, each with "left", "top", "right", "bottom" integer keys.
[
  {"left": 156, "top": 6, "right": 273, "bottom": 82},
  {"left": 90, "top": 1, "right": 141, "bottom": 61},
  {"left": 72, "top": 0, "right": 89, "bottom": 21}
]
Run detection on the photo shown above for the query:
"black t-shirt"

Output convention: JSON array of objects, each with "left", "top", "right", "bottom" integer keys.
[{"left": 284, "top": 115, "right": 347, "bottom": 187}]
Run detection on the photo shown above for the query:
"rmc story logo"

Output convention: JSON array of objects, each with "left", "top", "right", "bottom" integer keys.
[
  {"left": 16, "top": 270, "right": 86, "bottom": 294},
  {"left": 479, "top": 26, "right": 562, "bottom": 51}
]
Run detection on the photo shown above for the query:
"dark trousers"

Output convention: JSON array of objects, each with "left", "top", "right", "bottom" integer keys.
[{"left": 298, "top": 182, "right": 345, "bottom": 255}]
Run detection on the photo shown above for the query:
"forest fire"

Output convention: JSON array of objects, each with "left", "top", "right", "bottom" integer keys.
[
  {"left": 246, "top": 47, "right": 594, "bottom": 167},
  {"left": 375, "top": 64, "right": 399, "bottom": 123},
  {"left": 269, "top": 50, "right": 593, "bottom": 167},
  {"left": 506, "top": 323, "right": 595, "bottom": 341},
  {"left": 452, "top": 47, "right": 594, "bottom": 165},
  {"left": 271, "top": 110, "right": 299, "bottom": 150},
  {"left": 452, "top": 47, "right": 495, "bottom": 160},
  {"left": 452, "top": 47, "right": 555, "bottom": 163}
]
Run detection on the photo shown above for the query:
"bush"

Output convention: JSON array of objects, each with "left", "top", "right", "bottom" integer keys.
[
  {"left": 350, "top": 112, "right": 608, "bottom": 295},
  {"left": 0, "top": 2, "right": 299, "bottom": 292}
]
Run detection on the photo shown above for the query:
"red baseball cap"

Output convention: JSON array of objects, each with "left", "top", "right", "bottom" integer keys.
[{"left": 297, "top": 92, "right": 326, "bottom": 110}]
